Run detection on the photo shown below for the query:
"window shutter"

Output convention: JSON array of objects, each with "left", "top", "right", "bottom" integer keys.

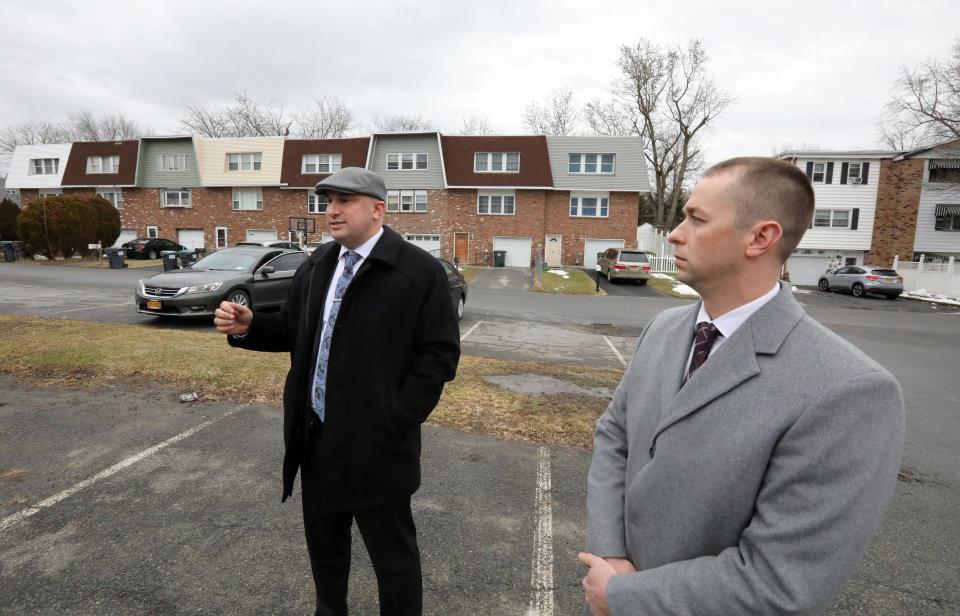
[
  {"left": 840, "top": 162, "right": 849, "bottom": 184},
  {"left": 861, "top": 162, "right": 870, "bottom": 184},
  {"left": 851, "top": 208, "right": 860, "bottom": 230},
  {"left": 805, "top": 161, "right": 813, "bottom": 179},
  {"left": 826, "top": 162, "right": 834, "bottom": 184}
]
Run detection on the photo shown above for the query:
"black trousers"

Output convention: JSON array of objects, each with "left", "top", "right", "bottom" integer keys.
[{"left": 300, "top": 413, "right": 422, "bottom": 616}]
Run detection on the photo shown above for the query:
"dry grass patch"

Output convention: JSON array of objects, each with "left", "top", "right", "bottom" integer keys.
[
  {"left": 536, "top": 269, "right": 602, "bottom": 296},
  {"left": 0, "top": 315, "right": 623, "bottom": 449}
]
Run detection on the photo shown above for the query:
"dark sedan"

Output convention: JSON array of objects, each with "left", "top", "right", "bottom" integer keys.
[
  {"left": 135, "top": 246, "right": 306, "bottom": 317},
  {"left": 437, "top": 257, "right": 467, "bottom": 320},
  {"left": 122, "top": 237, "right": 185, "bottom": 259}
]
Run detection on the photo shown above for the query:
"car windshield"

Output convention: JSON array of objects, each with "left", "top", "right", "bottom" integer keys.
[
  {"left": 190, "top": 249, "right": 260, "bottom": 271},
  {"left": 871, "top": 269, "right": 899, "bottom": 276},
  {"left": 618, "top": 252, "right": 649, "bottom": 263}
]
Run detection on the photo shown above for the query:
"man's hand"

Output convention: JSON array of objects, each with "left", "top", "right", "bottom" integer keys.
[
  {"left": 605, "top": 557, "right": 637, "bottom": 575},
  {"left": 214, "top": 301, "right": 252, "bottom": 336},
  {"left": 579, "top": 552, "right": 620, "bottom": 616}
]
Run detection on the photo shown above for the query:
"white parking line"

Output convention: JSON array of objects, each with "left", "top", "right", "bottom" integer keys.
[
  {"left": 527, "top": 446, "right": 554, "bottom": 616},
  {"left": 602, "top": 335, "right": 627, "bottom": 367},
  {"left": 46, "top": 302, "right": 131, "bottom": 315},
  {"left": 460, "top": 319, "right": 484, "bottom": 342},
  {"left": 0, "top": 405, "right": 243, "bottom": 533}
]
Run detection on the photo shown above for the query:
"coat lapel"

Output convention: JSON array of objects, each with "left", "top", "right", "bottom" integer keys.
[{"left": 654, "top": 283, "right": 805, "bottom": 440}]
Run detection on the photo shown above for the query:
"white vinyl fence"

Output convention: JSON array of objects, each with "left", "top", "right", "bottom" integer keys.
[
  {"left": 637, "top": 223, "right": 678, "bottom": 273},
  {"left": 893, "top": 255, "right": 960, "bottom": 297}
]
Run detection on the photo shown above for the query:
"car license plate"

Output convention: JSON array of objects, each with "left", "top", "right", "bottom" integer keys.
[
  {"left": 147, "top": 300, "right": 162, "bottom": 310},
  {"left": 881, "top": 277, "right": 897, "bottom": 283},
  {"left": 628, "top": 265, "right": 640, "bottom": 271}
]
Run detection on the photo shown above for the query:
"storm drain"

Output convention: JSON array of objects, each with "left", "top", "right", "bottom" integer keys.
[{"left": 590, "top": 322, "right": 616, "bottom": 332}]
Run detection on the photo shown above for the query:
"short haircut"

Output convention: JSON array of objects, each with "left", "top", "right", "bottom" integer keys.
[{"left": 704, "top": 157, "right": 815, "bottom": 262}]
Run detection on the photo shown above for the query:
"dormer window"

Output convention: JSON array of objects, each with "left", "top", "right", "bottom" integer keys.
[
  {"left": 227, "top": 152, "right": 262, "bottom": 171},
  {"left": 569, "top": 153, "right": 615, "bottom": 174},
  {"left": 30, "top": 158, "right": 59, "bottom": 175},
  {"left": 474, "top": 152, "right": 520, "bottom": 173},
  {"left": 302, "top": 154, "right": 342, "bottom": 174},
  {"left": 386, "top": 153, "right": 428, "bottom": 170},
  {"left": 87, "top": 155, "right": 120, "bottom": 174}
]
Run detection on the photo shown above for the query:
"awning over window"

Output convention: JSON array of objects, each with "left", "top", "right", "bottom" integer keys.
[
  {"left": 929, "top": 159, "right": 960, "bottom": 169},
  {"left": 935, "top": 203, "right": 960, "bottom": 216}
]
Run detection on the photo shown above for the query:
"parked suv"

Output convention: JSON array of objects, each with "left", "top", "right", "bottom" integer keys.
[
  {"left": 818, "top": 266, "right": 903, "bottom": 299},
  {"left": 597, "top": 248, "right": 652, "bottom": 284}
]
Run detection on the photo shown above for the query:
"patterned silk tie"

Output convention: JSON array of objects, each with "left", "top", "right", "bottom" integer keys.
[
  {"left": 312, "top": 251, "right": 361, "bottom": 421},
  {"left": 684, "top": 321, "right": 721, "bottom": 384}
]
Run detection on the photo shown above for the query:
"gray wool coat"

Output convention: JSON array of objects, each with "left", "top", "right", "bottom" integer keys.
[{"left": 586, "top": 283, "right": 904, "bottom": 615}]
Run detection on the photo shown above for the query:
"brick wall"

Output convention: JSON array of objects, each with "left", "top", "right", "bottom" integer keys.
[
  {"left": 868, "top": 159, "right": 924, "bottom": 266},
  {"left": 545, "top": 191, "right": 639, "bottom": 265}
]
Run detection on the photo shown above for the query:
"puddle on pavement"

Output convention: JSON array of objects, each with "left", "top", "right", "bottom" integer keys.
[{"left": 485, "top": 374, "right": 613, "bottom": 399}]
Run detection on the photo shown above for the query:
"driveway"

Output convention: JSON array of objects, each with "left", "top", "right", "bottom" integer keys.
[{"left": 470, "top": 267, "right": 532, "bottom": 291}]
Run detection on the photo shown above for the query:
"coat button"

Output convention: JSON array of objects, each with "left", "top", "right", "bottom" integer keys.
[{"left": 648, "top": 444, "right": 656, "bottom": 458}]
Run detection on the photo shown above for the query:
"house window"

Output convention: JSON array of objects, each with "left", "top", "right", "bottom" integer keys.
[
  {"left": 146, "top": 225, "right": 159, "bottom": 239},
  {"left": 386, "top": 189, "right": 428, "bottom": 213},
  {"left": 386, "top": 152, "right": 428, "bottom": 171},
  {"left": 159, "top": 153, "right": 188, "bottom": 171},
  {"left": 87, "top": 155, "right": 120, "bottom": 174},
  {"left": 474, "top": 152, "right": 520, "bottom": 173},
  {"left": 811, "top": 163, "right": 826, "bottom": 183},
  {"left": 39, "top": 189, "right": 62, "bottom": 197},
  {"left": 160, "top": 189, "right": 192, "bottom": 208},
  {"left": 570, "top": 195, "right": 609, "bottom": 217},
  {"left": 929, "top": 161, "right": 960, "bottom": 183},
  {"left": 302, "top": 154, "right": 342, "bottom": 174},
  {"left": 96, "top": 188, "right": 123, "bottom": 209},
  {"left": 308, "top": 193, "right": 329, "bottom": 214},
  {"left": 934, "top": 204, "right": 960, "bottom": 231},
  {"left": 232, "top": 188, "right": 263, "bottom": 210},
  {"left": 30, "top": 158, "right": 59, "bottom": 175},
  {"left": 568, "top": 153, "right": 615, "bottom": 174},
  {"left": 215, "top": 226, "right": 229, "bottom": 248},
  {"left": 813, "top": 209, "right": 850, "bottom": 228},
  {"left": 227, "top": 152, "right": 262, "bottom": 171},
  {"left": 847, "top": 162, "right": 862, "bottom": 183},
  {"left": 477, "top": 193, "right": 516, "bottom": 215}
]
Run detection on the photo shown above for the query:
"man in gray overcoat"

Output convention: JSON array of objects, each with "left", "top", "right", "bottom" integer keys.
[{"left": 581, "top": 157, "right": 905, "bottom": 615}]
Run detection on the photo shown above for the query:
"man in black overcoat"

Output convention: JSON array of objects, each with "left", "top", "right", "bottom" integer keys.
[{"left": 214, "top": 167, "right": 461, "bottom": 616}]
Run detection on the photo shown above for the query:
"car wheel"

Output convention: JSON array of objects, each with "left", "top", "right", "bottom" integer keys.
[
  {"left": 885, "top": 293, "right": 900, "bottom": 300},
  {"left": 147, "top": 250, "right": 157, "bottom": 260},
  {"left": 852, "top": 283, "right": 865, "bottom": 298},
  {"left": 637, "top": 279, "right": 648, "bottom": 286},
  {"left": 456, "top": 295, "right": 464, "bottom": 321},
  {"left": 606, "top": 269, "right": 614, "bottom": 283},
  {"left": 818, "top": 279, "right": 830, "bottom": 292},
  {"left": 226, "top": 289, "right": 251, "bottom": 308}
]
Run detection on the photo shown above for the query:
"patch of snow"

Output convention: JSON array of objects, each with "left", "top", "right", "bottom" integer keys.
[
  {"left": 902, "top": 289, "right": 960, "bottom": 306},
  {"left": 651, "top": 273, "right": 674, "bottom": 280},
  {"left": 672, "top": 283, "right": 700, "bottom": 297},
  {"left": 546, "top": 269, "right": 570, "bottom": 278}
]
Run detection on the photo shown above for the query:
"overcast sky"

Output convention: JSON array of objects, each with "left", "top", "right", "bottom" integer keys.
[{"left": 2, "top": 0, "right": 957, "bottom": 173}]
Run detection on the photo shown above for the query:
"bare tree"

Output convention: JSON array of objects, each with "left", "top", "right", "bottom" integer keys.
[
  {"left": 294, "top": 96, "right": 354, "bottom": 138},
  {"left": 0, "top": 119, "right": 73, "bottom": 164},
  {"left": 372, "top": 114, "right": 436, "bottom": 132},
  {"left": 179, "top": 91, "right": 293, "bottom": 137},
  {"left": 459, "top": 115, "right": 494, "bottom": 135},
  {"left": 70, "top": 110, "right": 146, "bottom": 141},
  {"left": 880, "top": 39, "right": 960, "bottom": 149},
  {"left": 522, "top": 88, "right": 581, "bottom": 135},
  {"left": 586, "top": 39, "right": 733, "bottom": 229}
]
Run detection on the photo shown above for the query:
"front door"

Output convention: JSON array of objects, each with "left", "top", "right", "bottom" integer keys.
[
  {"left": 455, "top": 233, "right": 469, "bottom": 264},
  {"left": 545, "top": 235, "right": 562, "bottom": 266}
]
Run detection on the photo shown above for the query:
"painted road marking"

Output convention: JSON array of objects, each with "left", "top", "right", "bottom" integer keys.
[
  {"left": 0, "top": 406, "right": 243, "bottom": 533},
  {"left": 602, "top": 335, "right": 627, "bottom": 367},
  {"left": 460, "top": 319, "right": 484, "bottom": 342},
  {"left": 47, "top": 302, "right": 131, "bottom": 315},
  {"left": 527, "top": 446, "right": 554, "bottom": 616}
]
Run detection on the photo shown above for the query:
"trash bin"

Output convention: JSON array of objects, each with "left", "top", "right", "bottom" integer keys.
[
  {"left": 178, "top": 249, "right": 199, "bottom": 267},
  {"left": 493, "top": 250, "right": 507, "bottom": 267},
  {"left": 2, "top": 243, "right": 14, "bottom": 263},
  {"left": 161, "top": 250, "right": 179, "bottom": 271},
  {"left": 104, "top": 247, "right": 126, "bottom": 269}
]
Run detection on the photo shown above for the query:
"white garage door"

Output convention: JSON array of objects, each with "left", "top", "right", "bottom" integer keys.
[
  {"left": 493, "top": 236, "right": 533, "bottom": 267},
  {"left": 786, "top": 255, "right": 831, "bottom": 286},
  {"left": 245, "top": 229, "right": 277, "bottom": 243},
  {"left": 178, "top": 229, "right": 205, "bottom": 251},
  {"left": 115, "top": 228, "right": 137, "bottom": 247},
  {"left": 406, "top": 234, "right": 441, "bottom": 256},
  {"left": 584, "top": 238, "right": 625, "bottom": 269}
]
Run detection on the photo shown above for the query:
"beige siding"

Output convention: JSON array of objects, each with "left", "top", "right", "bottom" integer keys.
[
  {"left": 546, "top": 136, "right": 649, "bottom": 192},
  {"left": 195, "top": 136, "right": 284, "bottom": 186}
]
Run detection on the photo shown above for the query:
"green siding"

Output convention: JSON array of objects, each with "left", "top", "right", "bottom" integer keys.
[{"left": 138, "top": 139, "right": 201, "bottom": 187}]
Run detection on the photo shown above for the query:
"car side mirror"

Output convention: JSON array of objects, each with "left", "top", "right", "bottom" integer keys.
[{"left": 259, "top": 265, "right": 276, "bottom": 276}]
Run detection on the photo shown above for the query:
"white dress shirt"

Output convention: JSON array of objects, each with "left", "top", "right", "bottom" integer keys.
[
  {"left": 683, "top": 282, "right": 782, "bottom": 378},
  {"left": 319, "top": 227, "right": 383, "bottom": 341}
]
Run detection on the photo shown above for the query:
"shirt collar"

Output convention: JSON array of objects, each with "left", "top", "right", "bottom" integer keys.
[
  {"left": 338, "top": 227, "right": 384, "bottom": 262},
  {"left": 695, "top": 282, "right": 782, "bottom": 339}
]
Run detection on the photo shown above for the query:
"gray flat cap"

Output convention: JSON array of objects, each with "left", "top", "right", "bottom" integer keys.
[{"left": 314, "top": 167, "right": 387, "bottom": 202}]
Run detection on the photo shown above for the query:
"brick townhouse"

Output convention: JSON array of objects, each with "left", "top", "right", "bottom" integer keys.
[{"left": 6, "top": 132, "right": 649, "bottom": 267}]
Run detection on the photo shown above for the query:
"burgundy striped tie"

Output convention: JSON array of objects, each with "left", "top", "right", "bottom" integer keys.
[{"left": 685, "top": 321, "right": 721, "bottom": 384}]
